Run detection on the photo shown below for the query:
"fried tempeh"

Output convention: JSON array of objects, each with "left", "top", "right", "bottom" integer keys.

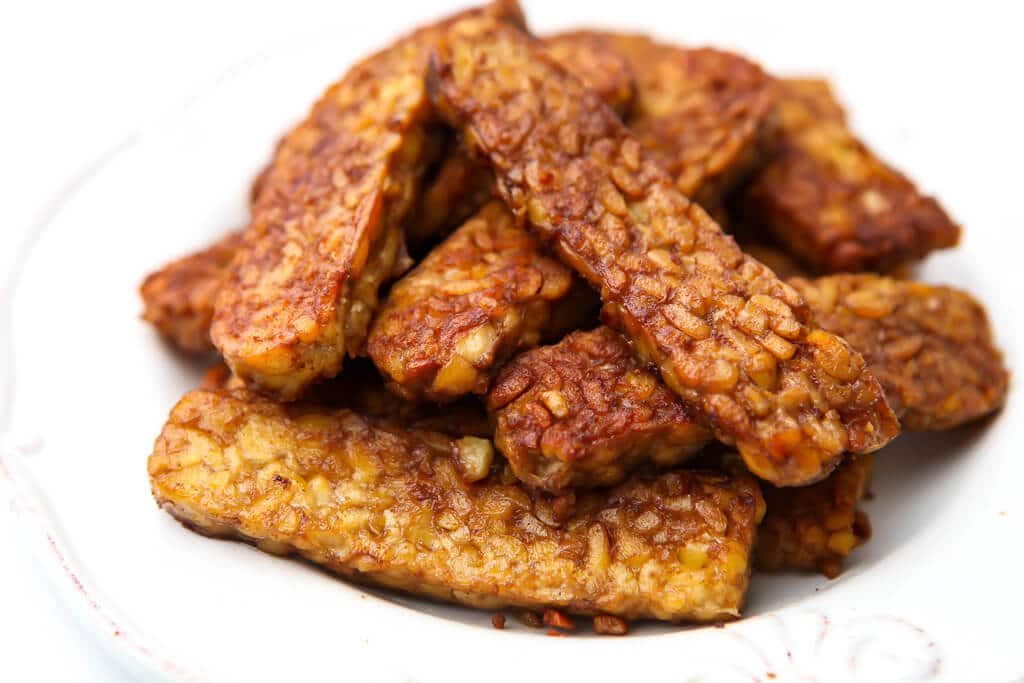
[
  {"left": 141, "top": 27, "right": 635, "bottom": 355},
  {"left": 210, "top": 2, "right": 524, "bottom": 401},
  {"left": 491, "top": 275, "right": 1006, "bottom": 494},
  {"left": 791, "top": 274, "right": 1008, "bottom": 430},
  {"left": 541, "top": 32, "right": 636, "bottom": 119},
  {"left": 488, "top": 327, "right": 712, "bottom": 493},
  {"left": 149, "top": 389, "right": 765, "bottom": 622},
  {"left": 739, "top": 78, "right": 960, "bottom": 273},
  {"left": 429, "top": 17, "right": 899, "bottom": 487},
  {"left": 141, "top": 231, "right": 244, "bottom": 353},
  {"left": 407, "top": 34, "right": 637, "bottom": 248},
  {"left": 755, "top": 453, "right": 874, "bottom": 578},
  {"left": 368, "top": 200, "right": 586, "bottom": 402},
  {"left": 138, "top": 207, "right": 596, "bottom": 374},
  {"left": 598, "top": 33, "right": 777, "bottom": 206}
]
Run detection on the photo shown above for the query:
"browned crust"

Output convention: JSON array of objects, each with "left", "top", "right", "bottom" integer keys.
[
  {"left": 592, "top": 32, "right": 777, "bottom": 205},
  {"left": 491, "top": 274, "right": 1007, "bottom": 496},
  {"left": 541, "top": 32, "right": 636, "bottom": 118},
  {"left": 406, "top": 142, "right": 496, "bottom": 246},
  {"left": 210, "top": 2, "right": 525, "bottom": 401},
  {"left": 488, "top": 327, "right": 711, "bottom": 492},
  {"left": 740, "top": 78, "right": 960, "bottom": 273},
  {"left": 149, "top": 389, "right": 764, "bottom": 622},
  {"left": 407, "top": 34, "right": 637, "bottom": 248},
  {"left": 429, "top": 17, "right": 899, "bottom": 487},
  {"left": 368, "top": 201, "right": 578, "bottom": 402},
  {"left": 140, "top": 231, "right": 244, "bottom": 353},
  {"left": 791, "top": 274, "right": 1009, "bottom": 430},
  {"left": 756, "top": 453, "right": 874, "bottom": 578}
]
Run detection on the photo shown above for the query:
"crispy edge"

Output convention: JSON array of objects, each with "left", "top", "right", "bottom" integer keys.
[
  {"left": 149, "top": 389, "right": 764, "bottom": 622},
  {"left": 368, "top": 200, "right": 578, "bottom": 402},
  {"left": 740, "top": 78, "right": 960, "bottom": 273},
  {"left": 429, "top": 17, "right": 899, "bottom": 486},
  {"left": 140, "top": 231, "right": 244, "bottom": 353},
  {"left": 756, "top": 453, "right": 874, "bottom": 578},
  {"left": 792, "top": 274, "right": 1009, "bottom": 430},
  {"left": 488, "top": 326, "right": 712, "bottom": 493}
]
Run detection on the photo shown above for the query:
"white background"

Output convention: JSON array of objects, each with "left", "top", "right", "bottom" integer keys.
[{"left": 1, "top": 1, "right": 1022, "bottom": 680}]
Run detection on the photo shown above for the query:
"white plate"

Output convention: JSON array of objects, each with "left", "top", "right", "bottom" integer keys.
[{"left": 2, "top": 5, "right": 1023, "bottom": 682}]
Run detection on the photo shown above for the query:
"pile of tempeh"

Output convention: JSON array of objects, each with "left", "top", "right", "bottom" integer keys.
[{"left": 142, "top": 1, "right": 1008, "bottom": 629}]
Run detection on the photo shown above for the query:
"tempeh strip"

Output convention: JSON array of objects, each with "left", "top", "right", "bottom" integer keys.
[
  {"left": 738, "top": 79, "right": 959, "bottom": 273},
  {"left": 211, "top": 2, "right": 524, "bottom": 400},
  {"left": 488, "top": 327, "right": 711, "bottom": 493},
  {"left": 368, "top": 200, "right": 588, "bottom": 402},
  {"left": 541, "top": 32, "right": 636, "bottom": 118},
  {"left": 141, "top": 230, "right": 243, "bottom": 353},
  {"left": 756, "top": 453, "right": 874, "bottom": 578},
  {"left": 429, "top": 17, "right": 899, "bottom": 486},
  {"left": 598, "top": 32, "right": 776, "bottom": 205},
  {"left": 149, "top": 389, "right": 764, "bottom": 622},
  {"left": 790, "top": 274, "right": 1008, "bottom": 430}
]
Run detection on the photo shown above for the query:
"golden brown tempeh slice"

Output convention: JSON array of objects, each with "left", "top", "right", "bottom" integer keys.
[
  {"left": 755, "top": 453, "right": 874, "bottom": 578},
  {"left": 488, "top": 327, "right": 712, "bottom": 493},
  {"left": 790, "top": 274, "right": 1008, "bottom": 430},
  {"left": 149, "top": 389, "right": 764, "bottom": 622},
  {"left": 739, "top": 79, "right": 960, "bottom": 273},
  {"left": 210, "top": 2, "right": 524, "bottom": 401},
  {"left": 541, "top": 32, "right": 636, "bottom": 119},
  {"left": 429, "top": 17, "right": 899, "bottom": 487},
  {"left": 140, "top": 231, "right": 244, "bottom": 353},
  {"left": 368, "top": 201, "right": 586, "bottom": 402},
  {"left": 600, "top": 33, "right": 777, "bottom": 206}
]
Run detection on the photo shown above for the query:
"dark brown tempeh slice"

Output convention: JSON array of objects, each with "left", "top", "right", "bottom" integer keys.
[
  {"left": 738, "top": 78, "right": 960, "bottom": 273},
  {"left": 600, "top": 32, "right": 777, "bottom": 206},
  {"left": 488, "top": 326, "right": 711, "bottom": 493},
  {"left": 756, "top": 453, "right": 875, "bottom": 578}
]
